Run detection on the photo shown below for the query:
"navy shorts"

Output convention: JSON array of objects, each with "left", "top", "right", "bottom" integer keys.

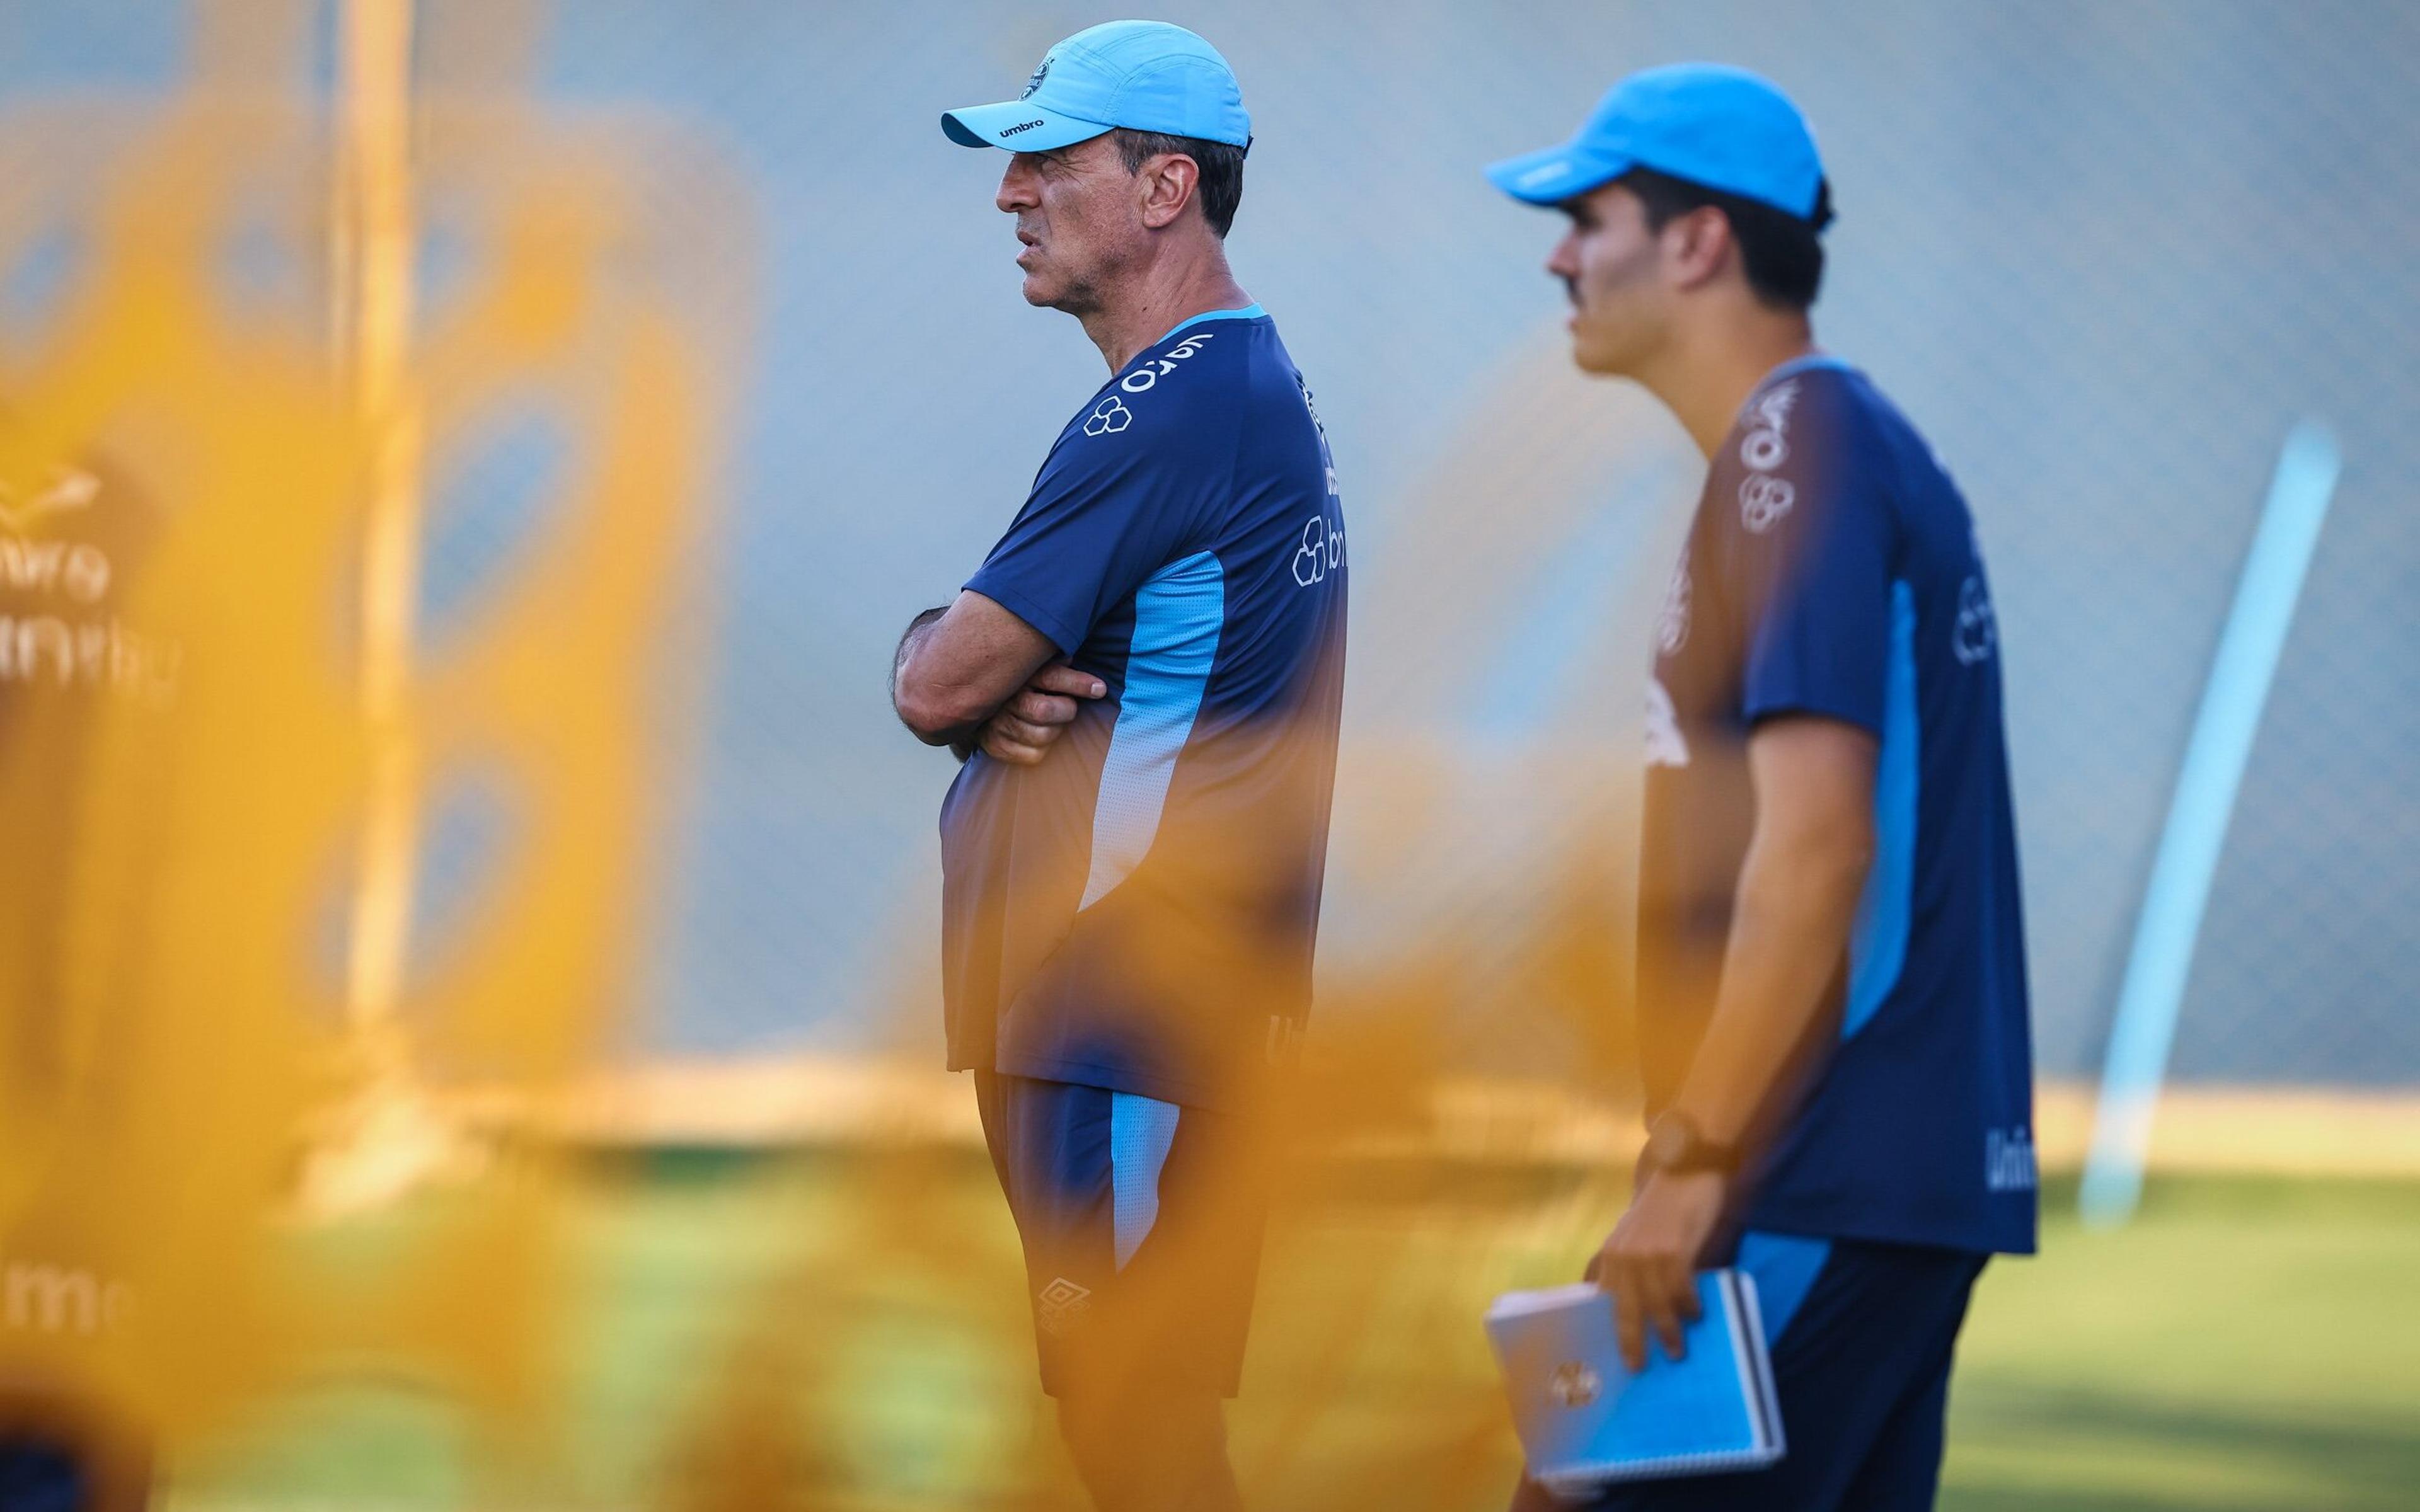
[
  {"left": 975, "top": 1070, "right": 1269, "bottom": 1399},
  {"left": 1511, "top": 1234, "right": 1988, "bottom": 1512}
]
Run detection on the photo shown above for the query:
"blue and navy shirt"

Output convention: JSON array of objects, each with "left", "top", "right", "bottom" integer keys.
[
  {"left": 939, "top": 307, "right": 1347, "bottom": 1111},
  {"left": 1640, "top": 356, "right": 2036, "bottom": 1256}
]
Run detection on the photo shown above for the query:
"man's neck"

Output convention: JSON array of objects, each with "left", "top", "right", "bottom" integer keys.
[
  {"left": 1076, "top": 243, "right": 1251, "bottom": 373},
  {"left": 1638, "top": 310, "right": 1818, "bottom": 459}
]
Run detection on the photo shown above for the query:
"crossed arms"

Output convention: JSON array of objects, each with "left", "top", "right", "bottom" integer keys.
[
  {"left": 896, "top": 591, "right": 1878, "bottom": 1373},
  {"left": 891, "top": 590, "right": 1105, "bottom": 765}
]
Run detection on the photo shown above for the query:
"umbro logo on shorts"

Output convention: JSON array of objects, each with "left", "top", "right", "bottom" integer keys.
[{"left": 1037, "top": 1276, "right": 1093, "bottom": 1336}]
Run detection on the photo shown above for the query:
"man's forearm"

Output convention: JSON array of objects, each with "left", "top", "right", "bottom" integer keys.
[
  {"left": 894, "top": 589, "right": 1068, "bottom": 755},
  {"left": 1668, "top": 832, "right": 1872, "bottom": 1148},
  {"left": 892, "top": 607, "right": 967, "bottom": 748}
]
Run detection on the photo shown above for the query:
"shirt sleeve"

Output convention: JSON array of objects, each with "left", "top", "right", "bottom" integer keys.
[
  {"left": 963, "top": 401, "right": 1214, "bottom": 656},
  {"left": 1731, "top": 379, "right": 1898, "bottom": 736}
]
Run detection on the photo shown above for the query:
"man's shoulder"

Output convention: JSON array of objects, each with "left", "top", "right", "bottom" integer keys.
[
  {"left": 1731, "top": 364, "right": 1891, "bottom": 465},
  {"left": 1792, "top": 367, "right": 1973, "bottom": 532},
  {"left": 1049, "top": 324, "right": 1262, "bottom": 462},
  {"left": 1787, "top": 364, "right": 1947, "bottom": 483},
  {"left": 1705, "top": 362, "right": 1928, "bottom": 537},
  {"left": 1119, "top": 316, "right": 1267, "bottom": 411}
]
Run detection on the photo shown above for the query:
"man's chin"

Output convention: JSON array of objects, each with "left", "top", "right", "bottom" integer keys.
[{"left": 1570, "top": 334, "right": 1633, "bottom": 379}]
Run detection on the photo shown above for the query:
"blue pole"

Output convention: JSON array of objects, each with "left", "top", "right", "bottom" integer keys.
[{"left": 2078, "top": 422, "right": 2342, "bottom": 1228}]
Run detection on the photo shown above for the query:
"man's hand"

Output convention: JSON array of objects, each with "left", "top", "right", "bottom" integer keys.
[
  {"left": 892, "top": 591, "right": 1063, "bottom": 748},
  {"left": 1581, "top": 717, "right": 1877, "bottom": 1372},
  {"left": 972, "top": 660, "right": 1106, "bottom": 765},
  {"left": 1589, "top": 1169, "right": 1727, "bottom": 1372}
]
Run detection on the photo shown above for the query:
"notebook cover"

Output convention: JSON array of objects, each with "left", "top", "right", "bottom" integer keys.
[{"left": 1487, "top": 1269, "right": 1784, "bottom": 1489}]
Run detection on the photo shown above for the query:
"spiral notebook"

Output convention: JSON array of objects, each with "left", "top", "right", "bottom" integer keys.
[{"left": 1486, "top": 1269, "right": 1785, "bottom": 1495}]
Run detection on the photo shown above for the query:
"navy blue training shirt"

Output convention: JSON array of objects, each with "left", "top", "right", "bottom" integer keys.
[
  {"left": 939, "top": 306, "right": 1347, "bottom": 1111},
  {"left": 1639, "top": 355, "right": 2036, "bottom": 1256}
]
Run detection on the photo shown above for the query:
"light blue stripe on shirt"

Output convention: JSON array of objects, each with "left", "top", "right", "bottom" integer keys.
[
  {"left": 1160, "top": 302, "right": 1265, "bottom": 343},
  {"left": 1736, "top": 1229, "right": 1831, "bottom": 1344},
  {"left": 1843, "top": 579, "right": 1920, "bottom": 1039},
  {"left": 1110, "top": 1092, "right": 1182, "bottom": 1269},
  {"left": 1080, "top": 551, "right": 1223, "bottom": 910}
]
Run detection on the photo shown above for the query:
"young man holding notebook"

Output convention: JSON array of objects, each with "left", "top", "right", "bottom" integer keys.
[{"left": 1487, "top": 66, "right": 2036, "bottom": 1509}]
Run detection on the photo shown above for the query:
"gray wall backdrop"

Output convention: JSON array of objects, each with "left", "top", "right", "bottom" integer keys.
[{"left": 6, "top": 0, "right": 2416, "bottom": 1084}]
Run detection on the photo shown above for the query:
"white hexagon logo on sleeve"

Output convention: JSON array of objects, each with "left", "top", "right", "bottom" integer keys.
[
  {"left": 1083, "top": 396, "right": 1132, "bottom": 437},
  {"left": 1954, "top": 575, "right": 1998, "bottom": 665},
  {"left": 1739, "top": 471, "right": 1796, "bottom": 533},
  {"left": 1292, "top": 513, "right": 1345, "bottom": 587}
]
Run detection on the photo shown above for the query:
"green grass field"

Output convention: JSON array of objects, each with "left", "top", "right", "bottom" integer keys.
[{"left": 161, "top": 1159, "right": 2420, "bottom": 1511}]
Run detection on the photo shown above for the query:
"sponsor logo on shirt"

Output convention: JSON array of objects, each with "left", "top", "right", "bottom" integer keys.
[
  {"left": 1075, "top": 328, "right": 1218, "bottom": 437},
  {"left": 1656, "top": 553, "right": 1692, "bottom": 654},
  {"left": 1985, "top": 1127, "right": 2038, "bottom": 1192},
  {"left": 1291, "top": 512, "right": 1345, "bottom": 587},
  {"left": 1954, "top": 576, "right": 1998, "bottom": 665},
  {"left": 1294, "top": 374, "right": 1340, "bottom": 497},
  {"left": 1737, "top": 380, "right": 1799, "bottom": 530},
  {"left": 1739, "top": 379, "right": 1799, "bottom": 472},
  {"left": 1296, "top": 372, "right": 1326, "bottom": 433},
  {"left": 1117, "top": 331, "right": 1215, "bottom": 394},
  {"left": 1644, "top": 677, "right": 1690, "bottom": 768}
]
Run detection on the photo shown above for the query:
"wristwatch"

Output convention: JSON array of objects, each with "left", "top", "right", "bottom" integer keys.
[{"left": 1638, "top": 1111, "right": 1740, "bottom": 1179}]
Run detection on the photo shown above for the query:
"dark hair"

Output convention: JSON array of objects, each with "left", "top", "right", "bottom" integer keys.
[
  {"left": 1113, "top": 129, "right": 1246, "bottom": 238},
  {"left": 1616, "top": 166, "right": 1831, "bottom": 312}
]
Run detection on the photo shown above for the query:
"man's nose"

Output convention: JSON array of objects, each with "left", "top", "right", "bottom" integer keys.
[
  {"left": 1546, "top": 232, "right": 1581, "bottom": 282},
  {"left": 997, "top": 158, "right": 1038, "bottom": 214}
]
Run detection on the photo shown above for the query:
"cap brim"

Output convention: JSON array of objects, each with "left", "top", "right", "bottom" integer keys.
[
  {"left": 941, "top": 100, "right": 1113, "bottom": 152},
  {"left": 1484, "top": 142, "right": 1633, "bottom": 205}
]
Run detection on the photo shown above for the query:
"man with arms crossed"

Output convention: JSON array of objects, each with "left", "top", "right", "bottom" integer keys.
[
  {"left": 1487, "top": 66, "right": 2035, "bottom": 1510},
  {"left": 892, "top": 22, "right": 1346, "bottom": 1511}
]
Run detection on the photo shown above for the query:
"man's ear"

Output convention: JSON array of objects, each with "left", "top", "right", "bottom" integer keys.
[
  {"left": 1664, "top": 205, "right": 1736, "bottom": 292},
  {"left": 1137, "top": 152, "right": 1201, "bottom": 231}
]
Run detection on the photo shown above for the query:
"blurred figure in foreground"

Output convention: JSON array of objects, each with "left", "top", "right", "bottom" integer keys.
[
  {"left": 1487, "top": 66, "right": 2036, "bottom": 1511},
  {"left": 891, "top": 21, "right": 1347, "bottom": 1511},
  {"left": 0, "top": 438, "right": 168, "bottom": 1509}
]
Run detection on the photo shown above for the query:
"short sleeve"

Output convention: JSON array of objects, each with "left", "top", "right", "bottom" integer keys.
[
  {"left": 1730, "top": 379, "right": 1898, "bottom": 735},
  {"left": 964, "top": 400, "right": 1213, "bottom": 656}
]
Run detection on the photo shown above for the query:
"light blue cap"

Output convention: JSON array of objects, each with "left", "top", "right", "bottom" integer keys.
[
  {"left": 942, "top": 20, "right": 1251, "bottom": 154},
  {"left": 1486, "top": 64, "right": 1826, "bottom": 222}
]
